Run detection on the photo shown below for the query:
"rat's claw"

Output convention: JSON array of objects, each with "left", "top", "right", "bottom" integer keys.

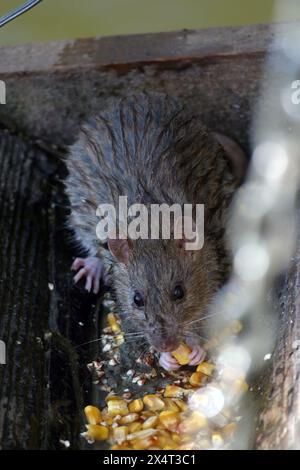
[
  {"left": 85, "top": 275, "right": 93, "bottom": 293},
  {"left": 159, "top": 352, "right": 181, "bottom": 371},
  {"left": 72, "top": 257, "right": 103, "bottom": 294},
  {"left": 188, "top": 345, "right": 206, "bottom": 366},
  {"left": 71, "top": 258, "right": 85, "bottom": 271},
  {"left": 73, "top": 267, "right": 87, "bottom": 283}
]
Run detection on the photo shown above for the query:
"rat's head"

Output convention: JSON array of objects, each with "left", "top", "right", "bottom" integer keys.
[{"left": 108, "top": 227, "right": 222, "bottom": 353}]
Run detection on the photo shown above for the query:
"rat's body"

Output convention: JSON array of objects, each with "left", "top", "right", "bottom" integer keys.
[{"left": 65, "top": 92, "right": 246, "bottom": 370}]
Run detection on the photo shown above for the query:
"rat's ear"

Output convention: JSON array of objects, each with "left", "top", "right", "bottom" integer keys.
[
  {"left": 108, "top": 238, "right": 133, "bottom": 265},
  {"left": 212, "top": 132, "right": 248, "bottom": 185},
  {"left": 174, "top": 215, "right": 202, "bottom": 252}
]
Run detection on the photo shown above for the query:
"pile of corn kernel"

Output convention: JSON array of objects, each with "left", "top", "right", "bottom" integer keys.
[{"left": 82, "top": 309, "right": 247, "bottom": 450}]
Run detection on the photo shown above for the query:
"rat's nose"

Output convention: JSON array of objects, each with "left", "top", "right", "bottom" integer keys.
[{"left": 159, "top": 338, "right": 178, "bottom": 352}]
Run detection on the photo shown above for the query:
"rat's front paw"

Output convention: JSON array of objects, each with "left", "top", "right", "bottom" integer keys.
[
  {"left": 159, "top": 352, "right": 181, "bottom": 371},
  {"left": 188, "top": 345, "right": 206, "bottom": 366},
  {"left": 71, "top": 257, "right": 103, "bottom": 294}
]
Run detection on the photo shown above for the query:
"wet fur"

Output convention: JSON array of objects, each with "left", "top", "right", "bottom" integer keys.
[{"left": 64, "top": 92, "right": 238, "bottom": 351}]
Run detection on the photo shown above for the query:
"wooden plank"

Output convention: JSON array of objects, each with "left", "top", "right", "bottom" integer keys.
[
  {"left": 1, "top": 23, "right": 295, "bottom": 153},
  {"left": 255, "top": 246, "right": 300, "bottom": 450},
  {"left": 0, "top": 130, "right": 99, "bottom": 449},
  {"left": 0, "top": 23, "right": 276, "bottom": 74}
]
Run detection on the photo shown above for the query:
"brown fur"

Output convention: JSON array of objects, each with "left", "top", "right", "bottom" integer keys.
[{"left": 64, "top": 92, "right": 240, "bottom": 352}]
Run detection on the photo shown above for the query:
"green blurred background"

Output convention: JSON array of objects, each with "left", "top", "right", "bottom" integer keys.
[{"left": 0, "top": 0, "right": 299, "bottom": 45}]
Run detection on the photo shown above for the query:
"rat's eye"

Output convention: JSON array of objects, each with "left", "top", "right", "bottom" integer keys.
[
  {"left": 172, "top": 284, "right": 185, "bottom": 301},
  {"left": 133, "top": 291, "right": 144, "bottom": 307}
]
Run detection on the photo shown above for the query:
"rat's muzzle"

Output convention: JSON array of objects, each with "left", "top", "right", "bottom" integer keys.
[{"left": 150, "top": 335, "right": 179, "bottom": 353}]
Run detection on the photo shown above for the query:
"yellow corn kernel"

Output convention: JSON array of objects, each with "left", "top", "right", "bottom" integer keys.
[
  {"left": 128, "top": 421, "right": 142, "bottom": 433},
  {"left": 113, "top": 426, "right": 128, "bottom": 443},
  {"left": 164, "top": 385, "right": 186, "bottom": 398},
  {"left": 142, "top": 415, "right": 158, "bottom": 429},
  {"left": 127, "top": 428, "right": 157, "bottom": 441},
  {"left": 156, "top": 422, "right": 167, "bottom": 430},
  {"left": 141, "top": 410, "right": 156, "bottom": 419},
  {"left": 174, "top": 399, "right": 188, "bottom": 411},
  {"left": 172, "top": 433, "right": 181, "bottom": 444},
  {"left": 178, "top": 411, "right": 207, "bottom": 434},
  {"left": 129, "top": 399, "right": 144, "bottom": 413},
  {"left": 131, "top": 436, "right": 155, "bottom": 450},
  {"left": 86, "top": 424, "right": 109, "bottom": 441},
  {"left": 107, "top": 313, "right": 121, "bottom": 333},
  {"left": 101, "top": 419, "right": 113, "bottom": 427},
  {"left": 234, "top": 378, "right": 249, "bottom": 394},
  {"left": 100, "top": 411, "right": 114, "bottom": 426},
  {"left": 212, "top": 432, "right": 224, "bottom": 448},
  {"left": 115, "top": 333, "right": 124, "bottom": 345},
  {"left": 163, "top": 444, "right": 178, "bottom": 450},
  {"left": 178, "top": 443, "right": 195, "bottom": 450},
  {"left": 171, "top": 343, "right": 191, "bottom": 365},
  {"left": 158, "top": 429, "right": 172, "bottom": 438},
  {"left": 105, "top": 395, "right": 123, "bottom": 402},
  {"left": 181, "top": 433, "right": 194, "bottom": 443},
  {"left": 196, "top": 362, "right": 215, "bottom": 376},
  {"left": 143, "top": 394, "right": 165, "bottom": 411},
  {"left": 107, "top": 397, "right": 129, "bottom": 416},
  {"left": 189, "top": 371, "right": 205, "bottom": 387},
  {"left": 111, "top": 445, "right": 120, "bottom": 450},
  {"left": 84, "top": 405, "right": 102, "bottom": 425},
  {"left": 119, "top": 413, "right": 139, "bottom": 425},
  {"left": 111, "top": 443, "right": 130, "bottom": 450},
  {"left": 222, "top": 422, "right": 237, "bottom": 439},
  {"left": 159, "top": 410, "right": 179, "bottom": 432},
  {"left": 204, "top": 321, "right": 243, "bottom": 351},
  {"left": 219, "top": 321, "right": 243, "bottom": 343},
  {"left": 157, "top": 433, "right": 176, "bottom": 449},
  {"left": 164, "top": 398, "right": 180, "bottom": 412}
]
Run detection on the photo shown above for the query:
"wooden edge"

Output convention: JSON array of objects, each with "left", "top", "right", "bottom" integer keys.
[
  {"left": 0, "top": 22, "right": 295, "bottom": 76},
  {"left": 255, "top": 242, "right": 300, "bottom": 449},
  {"left": 1, "top": 22, "right": 294, "bottom": 153}
]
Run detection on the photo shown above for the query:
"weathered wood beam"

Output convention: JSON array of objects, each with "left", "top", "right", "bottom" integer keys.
[
  {"left": 255, "top": 245, "right": 300, "bottom": 450},
  {"left": 0, "top": 23, "right": 289, "bottom": 152},
  {"left": 0, "top": 130, "right": 99, "bottom": 449}
]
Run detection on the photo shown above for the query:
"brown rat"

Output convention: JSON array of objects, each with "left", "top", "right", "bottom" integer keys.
[{"left": 64, "top": 92, "right": 247, "bottom": 370}]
